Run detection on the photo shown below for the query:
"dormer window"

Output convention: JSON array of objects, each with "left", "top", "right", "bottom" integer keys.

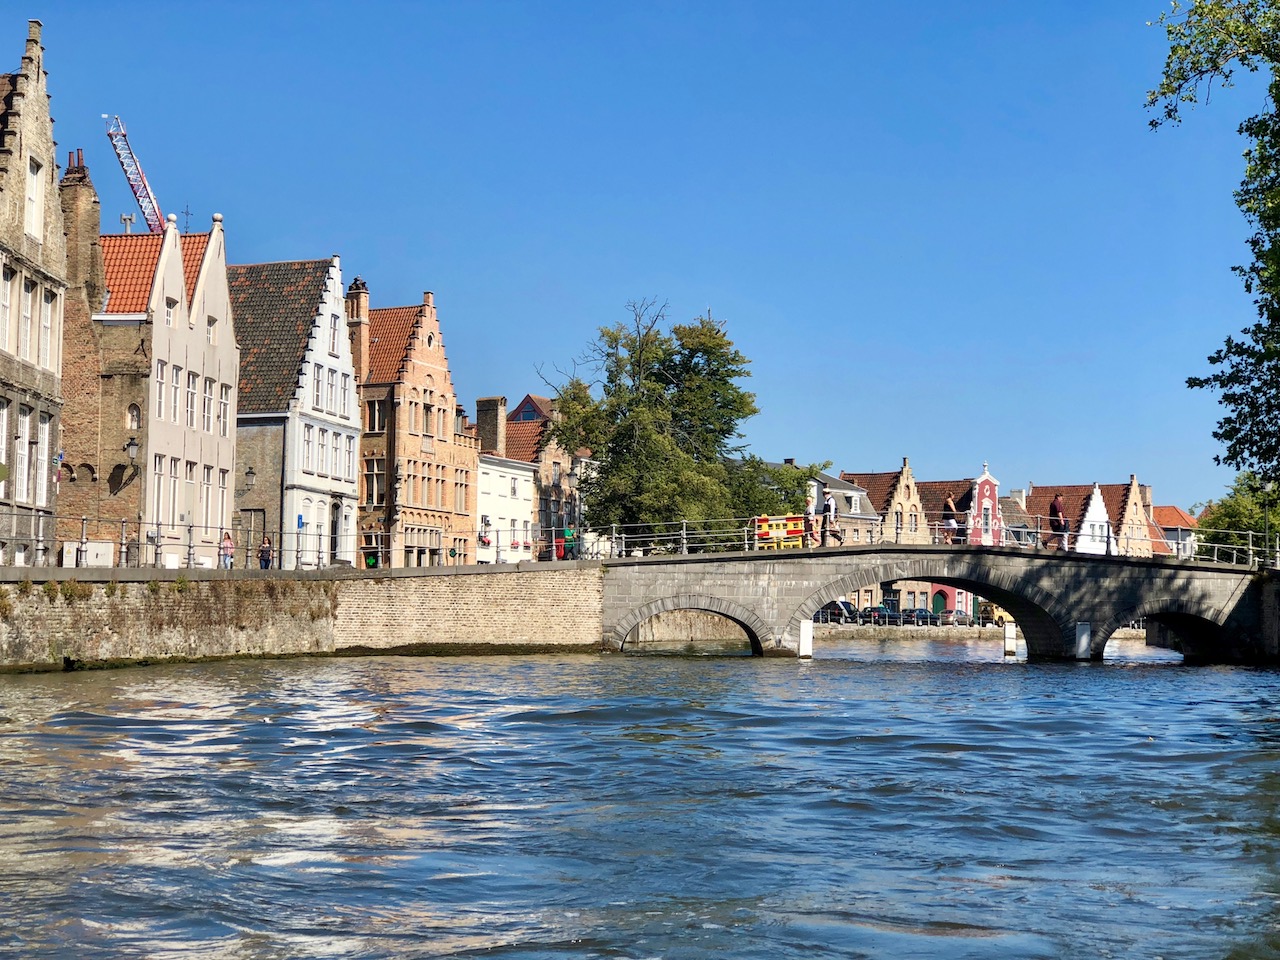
[{"left": 165, "top": 298, "right": 177, "bottom": 327}]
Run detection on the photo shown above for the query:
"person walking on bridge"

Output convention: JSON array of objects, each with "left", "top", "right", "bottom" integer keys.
[
  {"left": 821, "top": 488, "right": 843, "bottom": 546},
  {"left": 1049, "top": 493, "right": 1068, "bottom": 550}
]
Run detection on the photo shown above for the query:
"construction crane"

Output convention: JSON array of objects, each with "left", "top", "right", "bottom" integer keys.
[{"left": 102, "top": 114, "right": 164, "bottom": 234}]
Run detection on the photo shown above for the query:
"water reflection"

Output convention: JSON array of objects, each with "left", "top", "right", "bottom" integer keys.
[{"left": 0, "top": 646, "right": 1276, "bottom": 958}]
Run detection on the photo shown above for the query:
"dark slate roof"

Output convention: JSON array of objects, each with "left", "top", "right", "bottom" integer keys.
[
  {"left": 227, "top": 259, "right": 332, "bottom": 415},
  {"left": 916, "top": 479, "right": 974, "bottom": 524}
]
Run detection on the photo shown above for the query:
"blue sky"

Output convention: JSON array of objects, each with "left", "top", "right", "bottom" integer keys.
[{"left": 13, "top": 2, "right": 1260, "bottom": 510}]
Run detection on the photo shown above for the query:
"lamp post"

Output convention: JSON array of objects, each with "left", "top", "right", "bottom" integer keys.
[
  {"left": 122, "top": 436, "right": 139, "bottom": 464},
  {"left": 564, "top": 464, "right": 579, "bottom": 559},
  {"left": 1265, "top": 480, "right": 1275, "bottom": 567}
]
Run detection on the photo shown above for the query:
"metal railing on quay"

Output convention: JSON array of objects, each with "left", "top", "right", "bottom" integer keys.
[{"left": 8, "top": 508, "right": 1276, "bottom": 572}]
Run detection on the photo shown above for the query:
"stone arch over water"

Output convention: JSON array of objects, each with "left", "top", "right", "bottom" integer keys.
[
  {"left": 610, "top": 594, "right": 769, "bottom": 655},
  {"left": 1092, "top": 596, "right": 1228, "bottom": 661},
  {"left": 791, "top": 556, "right": 1079, "bottom": 658}
]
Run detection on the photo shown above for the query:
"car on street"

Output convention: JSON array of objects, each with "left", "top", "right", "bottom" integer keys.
[
  {"left": 906, "top": 607, "right": 941, "bottom": 626},
  {"left": 813, "top": 599, "right": 857, "bottom": 624},
  {"left": 860, "top": 605, "right": 903, "bottom": 626},
  {"left": 939, "top": 609, "right": 974, "bottom": 627}
]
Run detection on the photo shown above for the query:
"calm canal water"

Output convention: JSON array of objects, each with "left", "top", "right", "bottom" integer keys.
[{"left": 2, "top": 637, "right": 1280, "bottom": 959}]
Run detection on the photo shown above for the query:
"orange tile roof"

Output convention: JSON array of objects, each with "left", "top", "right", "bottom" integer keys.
[
  {"left": 1153, "top": 505, "right": 1198, "bottom": 528},
  {"left": 367, "top": 305, "right": 419, "bottom": 384},
  {"left": 916, "top": 479, "right": 974, "bottom": 523},
  {"left": 181, "top": 232, "right": 210, "bottom": 304},
  {"left": 99, "top": 233, "right": 164, "bottom": 314},
  {"left": 1147, "top": 520, "right": 1173, "bottom": 555},
  {"left": 505, "top": 420, "right": 546, "bottom": 463},
  {"left": 1025, "top": 484, "right": 1094, "bottom": 531},
  {"left": 840, "top": 470, "right": 900, "bottom": 516}
]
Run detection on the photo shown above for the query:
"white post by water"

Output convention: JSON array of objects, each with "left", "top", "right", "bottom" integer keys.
[
  {"left": 1075, "top": 621, "right": 1091, "bottom": 660},
  {"left": 798, "top": 619, "right": 813, "bottom": 659},
  {"left": 1003, "top": 621, "right": 1017, "bottom": 657}
]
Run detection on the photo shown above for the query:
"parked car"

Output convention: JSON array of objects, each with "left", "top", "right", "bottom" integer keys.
[
  {"left": 940, "top": 609, "right": 973, "bottom": 627},
  {"left": 978, "top": 601, "right": 1013, "bottom": 627},
  {"left": 860, "top": 605, "right": 903, "bottom": 626},
  {"left": 813, "top": 600, "right": 857, "bottom": 624},
  {"left": 908, "top": 607, "right": 941, "bottom": 626}
]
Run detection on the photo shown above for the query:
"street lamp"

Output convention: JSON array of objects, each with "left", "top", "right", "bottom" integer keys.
[
  {"left": 122, "top": 436, "right": 139, "bottom": 464},
  {"left": 244, "top": 465, "right": 256, "bottom": 491},
  {"left": 564, "top": 464, "right": 580, "bottom": 559},
  {"left": 1265, "top": 480, "right": 1275, "bottom": 566}
]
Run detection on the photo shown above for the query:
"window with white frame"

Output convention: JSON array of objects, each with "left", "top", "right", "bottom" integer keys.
[
  {"left": 170, "top": 366, "right": 181, "bottom": 423},
  {"left": 186, "top": 372, "right": 198, "bottom": 428},
  {"left": 152, "top": 454, "right": 164, "bottom": 524},
  {"left": 0, "top": 267, "right": 12, "bottom": 352},
  {"left": 0, "top": 400, "right": 9, "bottom": 499},
  {"left": 155, "top": 360, "right": 166, "bottom": 419},
  {"left": 185, "top": 461, "right": 196, "bottom": 521},
  {"left": 202, "top": 378, "right": 213, "bottom": 432},
  {"left": 364, "top": 458, "right": 385, "bottom": 505},
  {"left": 326, "top": 369, "right": 336, "bottom": 412},
  {"left": 511, "top": 477, "right": 518, "bottom": 497},
  {"left": 218, "top": 469, "right": 228, "bottom": 530},
  {"left": 14, "top": 406, "right": 30, "bottom": 502},
  {"left": 346, "top": 436, "right": 354, "bottom": 480},
  {"left": 317, "top": 429, "right": 328, "bottom": 476},
  {"left": 303, "top": 424, "right": 314, "bottom": 471},
  {"left": 19, "top": 281, "right": 32, "bottom": 360},
  {"left": 329, "top": 313, "right": 340, "bottom": 354},
  {"left": 35, "top": 413, "right": 49, "bottom": 508},
  {"left": 168, "top": 458, "right": 179, "bottom": 526},
  {"left": 206, "top": 315, "right": 216, "bottom": 345},
  {"left": 340, "top": 374, "right": 350, "bottom": 416},
  {"left": 25, "top": 157, "right": 43, "bottom": 239},
  {"left": 312, "top": 364, "right": 323, "bottom": 409},
  {"left": 202, "top": 465, "right": 213, "bottom": 530},
  {"left": 164, "top": 298, "right": 176, "bottom": 327},
  {"left": 218, "top": 384, "right": 230, "bottom": 438}
]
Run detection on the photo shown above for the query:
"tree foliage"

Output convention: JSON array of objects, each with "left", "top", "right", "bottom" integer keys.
[
  {"left": 1196, "top": 470, "right": 1278, "bottom": 545},
  {"left": 1148, "top": 1, "right": 1280, "bottom": 479},
  {"left": 547, "top": 298, "right": 824, "bottom": 528}
]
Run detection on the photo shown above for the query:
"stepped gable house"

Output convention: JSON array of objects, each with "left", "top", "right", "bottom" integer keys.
[
  {"left": 1025, "top": 476, "right": 1167, "bottom": 557},
  {"left": 0, "top": 21, "right": 67, "bottom": 564},
  {"left": 60, "top": 139, "right": 237, "bottom": 568},
  {"left": 841, "top": 457, "right": 929, "bottom": 545},
  {"left": 228, "top": 257, "right": 358, "bottom": 569},
  {"left": 346, "top": 281, "right": 478, "bottom": 568},
  {"left": 916, "top": 462, "right": 1003, "bottom": 547}
]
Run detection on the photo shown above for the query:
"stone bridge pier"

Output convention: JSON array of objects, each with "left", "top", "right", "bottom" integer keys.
[{"left": 600, "top": 545, "right": 1270, "bottom": 662}]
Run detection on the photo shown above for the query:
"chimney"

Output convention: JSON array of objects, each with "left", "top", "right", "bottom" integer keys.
[
  {"left": 783, "top": 457, "right": 795, "bottom": 466},
  {"left": 476, "top": 396, "right": 508, "bottom": 457},
  {"left": 345, "top": 276, "right": 370, "bottom": 382},
  {"left": 1008, "top": 488, "right": 1027, "bottom": 509},
  {"left": 59, "top": 147, "right": 105, "bottom": 309}
]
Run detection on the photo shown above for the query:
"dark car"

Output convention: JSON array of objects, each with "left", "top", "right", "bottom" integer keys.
[
  {"left": 860, "top": 605, "right": 903, "bottom": 626},
  {"left": 908, "top": 607, "right": 941, "bottom": 626},
  {"left": 813, "top": 600, "right": 857, "bottom": 624}
]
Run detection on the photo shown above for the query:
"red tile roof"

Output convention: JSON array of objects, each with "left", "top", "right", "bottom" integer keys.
[
  {"left": 1025, "top": 485, "right": 1094, "bottom": 532},
  {"left": 367, "top": 305, "right": 420, "bottom": 384},
  {"left": 840, "top": 470, "right": 900, "bottom": 516},
  {"left": 99, "top": 233, "right": 164, "bottom": 314},
  {"left": 505, "top": 420, "right": 546, "bottom": 463},
  {"left": 1147, "top": 520, "right": 1173, "bottom": 555},
  {"left": 1153, "top": 505, "right": 1198, "bottom": 528},
  {"left": 916, "top": 479, "right": 974, "bottom": 523},
  {"left": 181, "top": 232, "right": 210, "bottom": 304}
]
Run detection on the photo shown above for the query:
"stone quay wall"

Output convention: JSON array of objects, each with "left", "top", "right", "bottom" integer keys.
[{"left": 0, "top": 563, "right": 605, "bottom": 672}]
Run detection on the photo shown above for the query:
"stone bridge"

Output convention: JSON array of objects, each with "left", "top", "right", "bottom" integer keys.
[{"left": 600, "top": 544, "right": 1272, "bottom": 662}]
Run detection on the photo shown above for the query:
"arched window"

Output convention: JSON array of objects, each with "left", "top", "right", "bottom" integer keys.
[{"left": 126, "top": 403, "right": 141, "bottom": 430}]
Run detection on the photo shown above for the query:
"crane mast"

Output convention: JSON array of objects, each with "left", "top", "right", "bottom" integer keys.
[{"left": 103, "top": 114, "right": 164, "bottom": 234}]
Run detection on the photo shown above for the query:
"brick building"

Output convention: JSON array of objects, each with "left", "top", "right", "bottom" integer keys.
[
  {"left": 60, "top": 144, "right": 238, "bottom": 568},
  {"left": 345, "top": 281, "right": 478, "bottom": 567},
  {"left": 228, "top": 257, "right": 359, "bottom": 569},
  {"left": 0, "top": 21, "right": 67, "bottom": 564}
]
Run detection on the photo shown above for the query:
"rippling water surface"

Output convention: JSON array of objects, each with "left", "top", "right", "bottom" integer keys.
[{"left": 3, "top": 637, "right": 1280, "bottom": 958}]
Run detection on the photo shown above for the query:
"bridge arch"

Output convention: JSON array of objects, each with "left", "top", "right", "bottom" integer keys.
[
  {"left": 1091, "top": 596, "right": 1228, "bottom": 660},
  {"left": 792, "top": 556, "right": 1079, "bottom": 657},
  {"left": 608, "top": 594, "right": 770, "bottom": 655}
]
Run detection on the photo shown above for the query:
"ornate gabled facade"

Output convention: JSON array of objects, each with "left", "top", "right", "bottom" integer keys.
[
  {"left": 1025, "top": 475, "right": 1167, "bottom": 557},
  {"left": 346, "top": 282, "right": 479, "bottom": 567},
  {"left": 916, "top": 463, "right": 1003, "bottom": 547},
  {"left": 61, "top": 147, "right": 238, "bottom": 569},
  {"left": 0, "top": 22, "right": 66, "bottom": 564},
  {"left": 228, "top": 257, "right": 358, "bottom": 568},
  {"left": 841, "top": 457, "right": 930, "bottom": 545}
]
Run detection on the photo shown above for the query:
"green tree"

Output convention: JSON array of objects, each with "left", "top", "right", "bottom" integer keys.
[
  {"left": 1148, "top": 1, "right": 1280, "bottom": 479},
  {"left": 547, "top": 299, "right": 822, "bottom": 530},
  {"left": 1197, "top": 471, "right": 1278, "bottom": 547}
]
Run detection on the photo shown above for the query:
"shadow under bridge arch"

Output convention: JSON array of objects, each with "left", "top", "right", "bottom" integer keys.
[
  {"left": 610, "top": 594, "right": 771, "bottom": 655},
  {"left": 1092, "top": 596, "right": 1229, "bottom": 662},
  {"left": 794, "top": 555, "right": 1076, "bottom": 659}
]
